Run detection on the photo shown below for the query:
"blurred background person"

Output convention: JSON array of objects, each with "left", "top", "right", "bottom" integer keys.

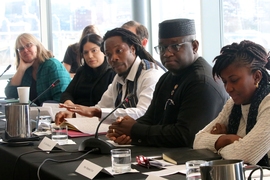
[
  {"left": 121, "top": 20, "right": 148, "bottom": 48},
  {"left": 60, "top": 33, "right": 116, "bottom": 106},
  {"left": 62, "top": 25, "right": 100, "bottom": 78},
  {"left": 5, "top": 33, "right": 70, "bottom": 106}
]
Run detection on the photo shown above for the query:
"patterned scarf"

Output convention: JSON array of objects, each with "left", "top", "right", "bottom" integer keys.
[
  {"left": 227, "top": 80, "right": 270, "bottom": 166},
  {"left": 114, "top": 59, "right": 158, "bottom": 108}
]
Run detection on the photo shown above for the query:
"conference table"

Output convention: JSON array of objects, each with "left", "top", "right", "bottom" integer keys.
[{"left": 0, "top": 118, "right": 187, "bottom": 180}]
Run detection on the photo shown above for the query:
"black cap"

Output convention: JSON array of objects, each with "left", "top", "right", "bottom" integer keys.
[{"left": 158, "top": 18, "right": 196, "bottom": 38}]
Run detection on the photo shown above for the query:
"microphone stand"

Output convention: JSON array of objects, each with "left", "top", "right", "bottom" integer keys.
[
  {"left": 0, "top": 64, "right": 11, "bottom": 78},
  {"left": 29, "top": 79, "right": 60, "bottom": 106},
  {"left": 78, "top": 94, "right": 134, "bottom": 154}
]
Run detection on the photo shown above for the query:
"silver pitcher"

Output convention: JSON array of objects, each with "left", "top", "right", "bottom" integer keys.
[
  {"left": 200, "top": 159, "right": 245, "bottom": 180},
  {"left": 5, "top": 103, "right": 31, "bottom": 140}
]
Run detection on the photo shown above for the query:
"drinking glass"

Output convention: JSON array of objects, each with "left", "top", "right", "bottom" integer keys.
[{"left": 111, "top": 148, "right": 131, "bottom": 173}]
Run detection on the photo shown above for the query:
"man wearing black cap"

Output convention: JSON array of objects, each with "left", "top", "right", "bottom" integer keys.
[{"left": 107, "top": 18, "right": 229, "bottom": 147}]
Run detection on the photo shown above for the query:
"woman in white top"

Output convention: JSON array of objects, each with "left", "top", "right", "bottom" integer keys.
[{"left": 193, "top": 40, "right": 270, "bottom": 166}]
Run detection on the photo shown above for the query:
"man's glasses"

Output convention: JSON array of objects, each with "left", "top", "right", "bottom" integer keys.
[
  {"left": 17, "top": 43, "right": 33, "bottom": 52},
  {"left": 154, "top": 41, "right": 191, "bottom": 55},
  {"left": 136, "top": 155, "right": 164, "bottom": 169},
  {"left": 136, "top": 155, "right": 150, "bottom": 168}
]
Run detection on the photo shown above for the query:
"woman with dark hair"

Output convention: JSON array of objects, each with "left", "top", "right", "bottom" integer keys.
[
  {"left": 62, "top": 25, "right": 100, "bottom": 78},
  {"left": 60, "top": 33, "right": 115, "bottom": 106},
  {"left": 194, "top": 40, "right": 270, "bottom": 166}
]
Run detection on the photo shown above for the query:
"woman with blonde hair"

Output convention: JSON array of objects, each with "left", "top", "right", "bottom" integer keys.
[{"left": 5, "top": 33, "right": 71, "bottom": 106}]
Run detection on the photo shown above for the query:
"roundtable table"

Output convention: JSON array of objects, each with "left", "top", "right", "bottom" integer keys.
[{"left": 0, "top": 130, "right": 187, "bottom": 180}]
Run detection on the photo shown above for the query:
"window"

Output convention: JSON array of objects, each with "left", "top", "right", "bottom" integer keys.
[
  {"left": 223, "top": 0, "right": 270, "bottom": 51},
  {"left": 0, "top": 0, "right": 40, "bottom": 97},
  {"left": 150, "top": 0, "right": 201, "bottom": 60},
  {"left": 50, "top": 0, "right": 132, "bottom": 61}
]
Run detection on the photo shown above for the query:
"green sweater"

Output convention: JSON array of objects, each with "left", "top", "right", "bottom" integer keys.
[{"left": 5, "top": 58, "right": 71, "bottom": 105}]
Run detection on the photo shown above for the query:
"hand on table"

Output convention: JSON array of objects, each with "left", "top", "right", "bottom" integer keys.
[
  {"left": 55, "top": 110, "right": 74, "bottom": 125},
  {"left": 106, "top": 116, "right": 137, "bottom": 145},
  {"left": 215, "top": 134, "right": 242, "bottom": 151},
  {"left": 59, "top": 103, "right": 101, "bottom": 118}
]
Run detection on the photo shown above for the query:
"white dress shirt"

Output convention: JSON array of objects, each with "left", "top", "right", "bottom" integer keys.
[{"left": 95, "top": 57, "right": 164, "bottom": 123}]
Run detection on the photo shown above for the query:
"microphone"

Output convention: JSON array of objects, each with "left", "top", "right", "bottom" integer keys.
[
  {"left": 0, "top": 64, "right": 11, "bottom": 78},
  {"left": 29, "top": 79, "right": 60, "bottom": 106},
  {"left": 78, "top": 93, "right": 135, "bottom": 154}
]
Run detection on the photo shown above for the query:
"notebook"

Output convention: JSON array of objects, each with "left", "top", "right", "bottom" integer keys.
[{"left": 162, "top": 148, "right": 221, "bottom": 165}]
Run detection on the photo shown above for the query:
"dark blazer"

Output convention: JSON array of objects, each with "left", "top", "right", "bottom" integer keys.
[{"left": 130, "top": 57, "right": 229, "bottom": 147}]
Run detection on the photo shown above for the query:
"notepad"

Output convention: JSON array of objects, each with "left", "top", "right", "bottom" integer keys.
[
  {"left": 62, "top": 117, "right": 109, "bottom": 135},
  {"left": 162, "top": 148, "right": 221, "bottom": 165}
]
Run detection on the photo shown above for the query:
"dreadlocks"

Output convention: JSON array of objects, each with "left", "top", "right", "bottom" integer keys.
[
  {"left": 213, "top": 40, "right": 270, "bottom": 81},
  {"left": 213, "top": 40, "right": 270, "bottom": 166},
  {"left": 100, "top": 28, "right": 156, "bottom": 64}
]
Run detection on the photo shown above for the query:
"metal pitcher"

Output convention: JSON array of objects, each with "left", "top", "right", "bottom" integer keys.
[
  {"left": 4, "top": 103, "right": 31, "bottom": 140},
  {"left": 200, "top": 159, "right": 245, "bottom": 180}
]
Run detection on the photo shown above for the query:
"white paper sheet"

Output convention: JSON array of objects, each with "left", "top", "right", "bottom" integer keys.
[{"left": 64, "top": 117, "right": 109, "bottom": 134}]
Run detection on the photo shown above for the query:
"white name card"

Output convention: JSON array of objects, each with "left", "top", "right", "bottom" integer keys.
[
  {"left": 146, "top": 175, "right": 167, "bottom": 180},
  {"left": 38, "top": 136, "right": 57, "bottom": 152},
  {"left": 76, "top": 159, "right": 103, "bottom": 179}
]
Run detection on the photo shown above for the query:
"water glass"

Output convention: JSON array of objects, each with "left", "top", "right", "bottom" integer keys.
[
  {"left": 186, "top": 160, "right": 207, "bottom": 180},
  {"left": 37, "top": 115, "right": 51, "bottom": 131},
  {"left": 111, "top": 148, "right": 131, "bottom": 173},
  {"left": 50, "top": 124, "right": 68, "bottom": 145}
]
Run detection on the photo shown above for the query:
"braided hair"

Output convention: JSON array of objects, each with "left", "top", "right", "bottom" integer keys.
[
  {"left": 213, "top": 40, "right": 270, "bottom": 166},
  {"left": 100, "top": 28, "right": 156, "bottom": 64}
]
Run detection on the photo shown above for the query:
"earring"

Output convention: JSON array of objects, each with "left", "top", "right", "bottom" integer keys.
[{"left": 256, "top": 82, "right": 259, "bottom": 88}]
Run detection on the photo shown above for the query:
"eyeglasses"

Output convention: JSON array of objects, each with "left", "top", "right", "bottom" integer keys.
[
  {"left": 154, "top": 41, "right": 190, "bottom": 55},
  {"left": 136, "top": 155, "right": 150, "bottom": 168},
  {"left": 164, "top": 99, "right": 175, "bottom": 110},
  {"left": 136, "top": 155, "right": 164, "bottom": 169},
  {"left": 17, "top": 43, "right": 33, "bottom": 52}
]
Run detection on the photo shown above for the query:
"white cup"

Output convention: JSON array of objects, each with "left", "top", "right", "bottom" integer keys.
[
  {"left": 111, "top": 148, "right": 131, "bottom": 173},
  {"left": 17, "top": 87, "right": 30, "bottom": 103},
  {"left": 50, "top": 124, "right": 68, "bottom": 145},
  {"left": 186, "top": 160, "right": 207, "bottom": 180}
]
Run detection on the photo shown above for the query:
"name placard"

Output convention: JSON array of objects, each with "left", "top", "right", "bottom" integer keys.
[
  {"left": 146, "top": 175, "right": 167, "bottom": 180},
  {"left": 38, "top": 136, "right": 57, "bottom": 152},
  {"left": 76, "top": 159, "right": 103, "bottom": 179}
]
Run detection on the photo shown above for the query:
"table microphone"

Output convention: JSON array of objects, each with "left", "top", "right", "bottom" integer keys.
[
  {"left": 29, "top": 79, "right": 60, "bottom": 106},
  {"left": 0, "top": 64, "right": 11, "bottom": 78},
  {"left": 78, "top": 93, "right": 135, "bottom": 154}
]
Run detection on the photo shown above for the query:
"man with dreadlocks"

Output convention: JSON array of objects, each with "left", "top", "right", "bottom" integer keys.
[
  {"left": 55, "top": 28, "right": 164, "bottom": 124},
  {"left": 121, "top": 20, "right": 167, "bottom": 72},
  {"left": 194, "top": 40, "right": 270, "bottom": 166},
  {"left": 107, "top": 19, "right": 228, "bottom": 147}
]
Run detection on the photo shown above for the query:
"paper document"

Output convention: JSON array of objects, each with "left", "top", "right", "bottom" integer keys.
[{"left": 63, "top": 117, "right": 109, "bottom": 134}]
